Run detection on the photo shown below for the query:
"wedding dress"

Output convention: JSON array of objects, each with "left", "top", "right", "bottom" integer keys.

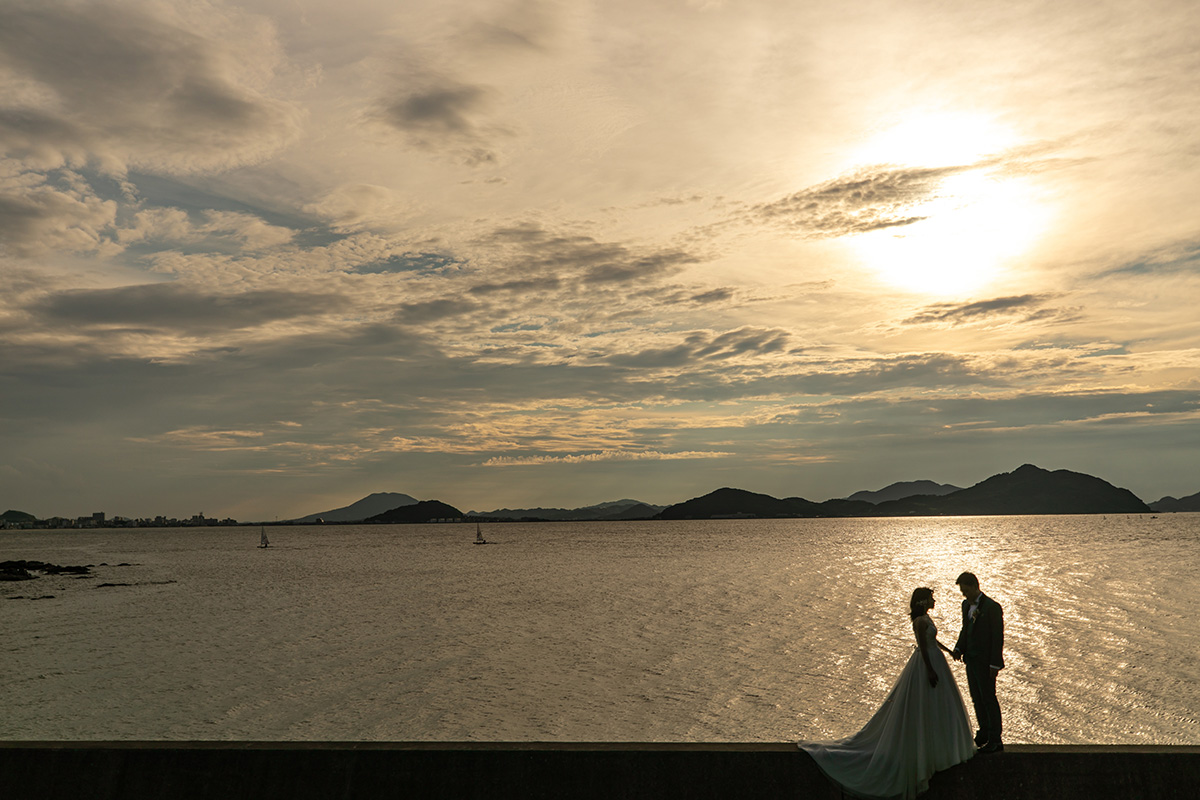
[{"left": 798, "top": 615, "right": 975, "bottom": 800}]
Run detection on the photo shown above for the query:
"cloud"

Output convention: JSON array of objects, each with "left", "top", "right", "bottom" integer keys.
[
  {"left": 902, "top": 294, "right": 1078, "bottom": 327},
  {"left": 481, "top": 449, "right": 731, "bottom": 467},
  {"left": 606, "top": 327, "right": 790, "bottom": 368},
  {"left": 753, "top": 164, "right": 967, "bottom": 238},
  {"left": 31, "top": 283, "right": 351, "bottom": 333},
  {"left": 468, "top": 276, "right": 563, "bottom": 295},
  {"left": 0, "top": 1, "right": 301, "bottom": 175},
  {"left": 478, "top": 221, "right": 700, "bottom": 286},
  {"left": 303, "top": 184, "right": 417, "bottom": 234},
  {"left": 116, "top": 207, "right": 295, "bottom": 252},
  {"left": 456, "top": 0, "right": 561, "bottom": 54},
  {"left": 395, "top": 298, "right": 480, "bottom": 323},
  {"left": 0, "top": 170, "right": 118, "bottom": 256},
  {"left": 371, "top": 76, "right": 510, "bottom": 166},
  {"left": 690, "top": 288, "right": 735, "bottom": 304}
]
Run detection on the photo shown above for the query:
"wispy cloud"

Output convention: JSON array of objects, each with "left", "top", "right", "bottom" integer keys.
[
  {"left": 752, "top": 165, "right": 966, "bottom": 238},
  {"left": 902, "top": 295, "right": 1078, "bottom": 327},
  {"left": 481, "top": 449, "right": 732, "bottom": 467},
  {"left": 31, "top": 283, "right": 351, "bottom": 333},
  {"left": 606, "top": 327, "right": 790, "bottom": 368}
]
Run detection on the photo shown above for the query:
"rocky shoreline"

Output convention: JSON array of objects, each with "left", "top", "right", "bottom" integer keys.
[
  {"left": 0, "top": 559, "right": 95, "bottom": 581},
  {"left": 1, "top": 560, "right": 162, "bottom": 598}
]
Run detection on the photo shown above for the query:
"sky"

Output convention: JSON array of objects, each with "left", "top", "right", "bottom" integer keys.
[{"left": 3, "top": 0, "right": 1200, "bottom": 521}]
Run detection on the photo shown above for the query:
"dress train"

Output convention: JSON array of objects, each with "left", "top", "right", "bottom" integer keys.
[{"left": 799, "top": 617, "right": 975, "bottom": 800}]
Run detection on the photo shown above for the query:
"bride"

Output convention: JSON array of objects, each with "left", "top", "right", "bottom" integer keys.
[{"left": 799, "top": 587, "right": 975, "bottom": 800}]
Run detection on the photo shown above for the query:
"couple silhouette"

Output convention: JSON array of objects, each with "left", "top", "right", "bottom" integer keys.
[{"left": 799, "top": 572, "right": 1004, "bottom": 800}]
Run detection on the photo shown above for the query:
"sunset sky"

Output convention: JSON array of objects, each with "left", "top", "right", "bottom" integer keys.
[{"left": 3, "top": 0, "right": 1199, "bottom": 521}]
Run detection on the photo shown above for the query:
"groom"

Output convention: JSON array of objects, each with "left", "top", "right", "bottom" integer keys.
[{"left": 951, "top": 571, "right": 1004, "bottom": 753}]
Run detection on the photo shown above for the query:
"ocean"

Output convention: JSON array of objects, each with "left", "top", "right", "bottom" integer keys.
[{"left": 3, "top": 515, "right": 1197, "bottom": 743}]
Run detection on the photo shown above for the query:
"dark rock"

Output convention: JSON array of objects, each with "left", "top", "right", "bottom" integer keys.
[
  {"left": 44, "top": 564, "right": 90, "bottom": 575},
  {"left": 1, "top": 560, "right": 90, "bottom": 575},
  {"left": 0, "top": 568, "right": 35, "bottom": 581}
]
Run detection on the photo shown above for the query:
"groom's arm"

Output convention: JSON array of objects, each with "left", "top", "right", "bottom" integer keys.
[
  {"left": 952, "top": 606, "right": 966, "bottom": 657},
  {"left": 988, "top": 601, "right": 1004, "bottom": 670}
]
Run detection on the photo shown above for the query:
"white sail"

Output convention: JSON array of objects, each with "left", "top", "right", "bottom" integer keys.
[{"left": 259, "top": 527, "right": 270, "bottom": 547}]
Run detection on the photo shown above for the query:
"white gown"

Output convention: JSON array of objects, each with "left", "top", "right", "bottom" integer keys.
[{"left": 798, "top": 615, "right": 975, "bottom": 800}]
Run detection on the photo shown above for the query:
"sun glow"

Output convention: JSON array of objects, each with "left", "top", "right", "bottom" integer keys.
[{"left": 847, "top": 114, "right": 1049, "bottom": 295}]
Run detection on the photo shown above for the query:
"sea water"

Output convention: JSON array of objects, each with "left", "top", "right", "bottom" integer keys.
[{"left": 2, "top": 515, "right": 1197, "bottom": 743}]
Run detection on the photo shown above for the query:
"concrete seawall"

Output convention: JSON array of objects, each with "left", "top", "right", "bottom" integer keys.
[{"left": 2, "top": 742, "right": 1197, "bottom": 799}]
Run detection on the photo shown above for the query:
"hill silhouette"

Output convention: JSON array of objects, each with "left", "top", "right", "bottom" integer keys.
[
  {"left": 366, "top": 499, "right": 463, "bottom": 523},
  {"left": 658, "top": 488, "right": 823, "bottom": 519},
  {"left": 293, "top": 492, "right": 418, "bottom": 523},
  {"left": 847, "top": 480, "right": 962, "bottom": 504},
  {"left": 872, "top": 464, "right": 1149, "bottom": 516},
  {"left": 656, "top": 465, "right": 1150, "bottom": 519},
  {"left": 467, "top": 499, "right": 663, "bottom": 521},
  {"left": 596, "top": 502, "right": 660, "bottom": 520},
  {"left": 1149, "top": 490, "right": 1200, "bottom": 512}
]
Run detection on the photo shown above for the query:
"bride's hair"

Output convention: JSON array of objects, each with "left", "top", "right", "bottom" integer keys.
[{"left": 909, "top": 587, "right": 934, "bottom": 619}]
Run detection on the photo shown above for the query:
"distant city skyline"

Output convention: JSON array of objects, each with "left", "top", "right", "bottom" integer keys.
[{"left": 3, "top": 1, "right": 1200, "bottom": 521}]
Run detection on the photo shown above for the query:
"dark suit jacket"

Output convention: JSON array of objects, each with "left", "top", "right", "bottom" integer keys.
[{"left": 955, "top": 593, "right": 1004, "bottom": 669}]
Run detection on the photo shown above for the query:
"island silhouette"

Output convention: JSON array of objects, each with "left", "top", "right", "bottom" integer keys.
[
  {"left": 4, "top": 463, "right": 1188, "bottom": 528},
  {"left": 300, "top": 463, "right": 1156, "bottom": 524}
]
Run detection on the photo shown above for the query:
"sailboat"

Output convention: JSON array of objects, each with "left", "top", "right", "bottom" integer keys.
[
  {"left": 258, "top": 525, "right": 270, "bottom": 548},
  {"left": 474, "top": 523, "right": 488, "bottom": 545}
]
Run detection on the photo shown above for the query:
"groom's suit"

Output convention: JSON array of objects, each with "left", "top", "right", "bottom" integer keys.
[{"left": 954, "top": 593, "right": 1004, "bottom": 746}]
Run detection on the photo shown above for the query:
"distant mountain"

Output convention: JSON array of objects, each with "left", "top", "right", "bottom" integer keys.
[
  {"left": 847, "top": 480, "right": 962, "bottom": 504},
  {"left": 872, "top": 464, "right": 1150, "bottom": 516},
  {"left": 595, "top": 502, "right": 660, "bottom": 520},
  {"left": 467, "top": 499, "right": 664, "bottom": 521},
  {"left": 2, "top": 510, "right": 37, "bottom": 523},
  {"left": 366, "top": 500, "right": 463, "bottom": 523},
  {"left": 657, "top": 488, "right": 824, "bottom": 520},
  {"left": 815, "top": 498, "right": 881, "bottom": 517},
  {"left": 293, "top": 492, "right": 419, "bottom": 523},
  {"left": 1149, "top": 491, "right": 1200, "bottom": 512},
  {"left": 654, "top": 465, "right": 1150, "bottom": 520}
]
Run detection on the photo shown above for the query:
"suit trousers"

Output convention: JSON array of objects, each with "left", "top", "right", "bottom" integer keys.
[{"left": 964, "top": 657, "right": 1002, "bottom": 743}]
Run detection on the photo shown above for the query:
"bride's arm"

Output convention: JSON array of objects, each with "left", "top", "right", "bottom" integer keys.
[{"left": 914, "top": 617, "right": 939, "bottom": 687}]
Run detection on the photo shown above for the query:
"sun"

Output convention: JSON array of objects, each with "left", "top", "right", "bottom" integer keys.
[{"left": 845, "top": 113, "right": 1049, "bottom": 295}]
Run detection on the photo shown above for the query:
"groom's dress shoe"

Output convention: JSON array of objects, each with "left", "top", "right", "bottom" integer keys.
[
  {"left": 978, "top": 742, "right": 1004, "bottom": 754},
  {"left": 974, "top": 731, "right": 988, "bottom": 746}
]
